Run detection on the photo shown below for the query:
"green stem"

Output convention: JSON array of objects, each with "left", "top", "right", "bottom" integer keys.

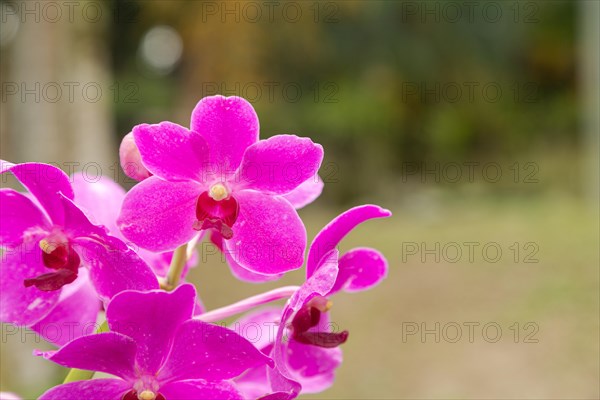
[
  {"left": 165, "top": 244, "right": 188, "bottom": 291},
  {"left": 62, "top": 319, "right": 109, "bottom": 383}
]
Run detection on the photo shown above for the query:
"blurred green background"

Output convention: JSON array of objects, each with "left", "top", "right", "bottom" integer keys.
[{"left": 0, "top": 0, "right": 598, "bottom": 398}]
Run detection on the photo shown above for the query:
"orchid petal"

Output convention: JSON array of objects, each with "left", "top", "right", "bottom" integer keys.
[
  {"left": 0, "top": 189, "right": 50, "bottom": 247},
  {"left": 209, "top": 232, "right": 281, "bottom": 283},
  {"left": 59, "top": 194, "right": 115, "bottom": 245},
  {"left": 158, "top": 319, "right": 273, "bottom": 383},
  {"left": 36, "top": 332, "right": 137, "bottom": 380},
  {"left": 225, "top": 248, "right": 284, "bottom": 283},
  {"left": 133, "top": 122, "right": 210, "bottom": 182},
  {"left": 236, "top": 135, "right": 323, "bottom": 195},
  {"left": 38, "top": 379, "right": 130, "bottom": 400},
  {"left": 76, "top": 238, "right": 158, "bottom": 303},
  {"left": 282, "top": 175, "right": 324, "bottom": 209},
  {"left": 118, "top": 176, "right": 201, "bottom": 252},
  {"left": 329, "top": 247, "right": 388, "bottom": 296},
  {"left": 1, "top": 161, "right": 74, "bottom": 225},
  {"left": 106, "top": 284, "right": 195, "bottom": 375},
  {"left": 71, "top": 173, "right": 125, "bottom": 236},
  {"left": 0, "top": 249, "right": 60, "bottom": 325},
  {"left": 30, "top": 269, "right": 100, "bottom": 346},
  {"left": 233, "top": 308, "right": 282, "bottom": 399},
  {"left": 267, "top": 365, "right": 301, "bottom": 400},
  {"left": 235, "top": 363, "right": 271, "bottom": 400},
  {"left": 190, "top": 96, "right": 259, "bottom": 172},
  {"left": 259, "top": 391, "right": 297, "bottom": 400},
  {"left": 287, "top": 339, "right": 342, "bottom": 393},
  {"left": 235, "top": 307, "right": 282, "bottom": 351},
  {"left": 307, "top": 205, "right": 391, "bottom": 278},
  {"left": 226, "top": 190, "right": 305, "bottom": 275},
  {"left": 290, "top": 249, "right": 339, "bottom": 311},
  {"left": 228, "top": 253, "right": 285, "bottom": 283},
  {"left": 160, "top": 380, "right": 243, "bottom": 400}
]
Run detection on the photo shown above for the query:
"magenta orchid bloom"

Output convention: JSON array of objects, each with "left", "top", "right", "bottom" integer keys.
[
  {"left": 37, "top": 284, "right": 272, "bottom": 400},
  {"left": 234, "top": 205, "right": 391, "bottom": 398},
  {"left": 0, "top": 162, "right": 158, "bottom": 344},
  {"left": 117, "top": 95, "right": 324, "bottom": 279}
]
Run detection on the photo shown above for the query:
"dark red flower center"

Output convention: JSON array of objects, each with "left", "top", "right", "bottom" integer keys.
[
  {"left": 23, "top": 239, "right": 80, "bottom": 291},
  {"left": 290, "top": 296, "right": 349, "bottom": 348},
  {"left": 193, "top": 183, "right": 239, "bottom": 240},
  {"left": 122, "top": 390, "right": 166, "bottom": 400}
]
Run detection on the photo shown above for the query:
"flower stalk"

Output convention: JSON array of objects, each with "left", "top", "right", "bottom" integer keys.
[
  {"left": 164, "top": 244, "right": 188, "bottom": 291},
  {"left": 195, "top": 286, "right": 299, "bottom": 322}
]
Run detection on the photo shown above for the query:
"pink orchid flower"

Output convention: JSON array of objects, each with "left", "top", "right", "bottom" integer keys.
[
  {"left": 0, "top": 161, "right": 158, "bottom": 345},
  {"left": 37, "top": 284, "right": 272, "bottom": 400},
  {"left": 117, "top": 95, "right": 324, "bottom": 279},
  {"left": 233, "top": 205, "right": 391, "bottom": 398}
]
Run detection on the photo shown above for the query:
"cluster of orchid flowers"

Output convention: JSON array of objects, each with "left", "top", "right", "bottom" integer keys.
[{"left": 0, "top": 95, "right": 391, "bottom": 400}]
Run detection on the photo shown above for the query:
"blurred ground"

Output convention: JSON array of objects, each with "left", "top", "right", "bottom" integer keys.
[{"left": 2, "top": 191, "right": 597, "bottom": 399}]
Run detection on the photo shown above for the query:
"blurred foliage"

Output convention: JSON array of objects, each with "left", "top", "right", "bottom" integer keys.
[{"left": 107, "top": 0, "right": 577, "bottom": 203}]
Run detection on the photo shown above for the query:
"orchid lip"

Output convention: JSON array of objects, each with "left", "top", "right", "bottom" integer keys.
[
  {"left": 193, "top": 187, "right": 239, "bottom": 239},
  {"left": 23, "top": 236, "right": 81, "bottom": 291},
  {"left": 290, "top": 296, "right": 349, "bottom": 349}
]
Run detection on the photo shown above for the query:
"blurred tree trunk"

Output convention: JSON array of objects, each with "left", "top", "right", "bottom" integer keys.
[
  {"left": 578, "top": 0, "right": 599, "bottom": 207},
  {"left": 0, "top": 0, "right": 115, "bottom": 173},
  {"left": 0, "top": 2, "right": 115, "bottom": 391}
]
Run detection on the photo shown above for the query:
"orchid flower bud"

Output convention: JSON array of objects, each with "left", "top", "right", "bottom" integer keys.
[{"left": 119, "top": 132, "right": 152, "bottom": 181}]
